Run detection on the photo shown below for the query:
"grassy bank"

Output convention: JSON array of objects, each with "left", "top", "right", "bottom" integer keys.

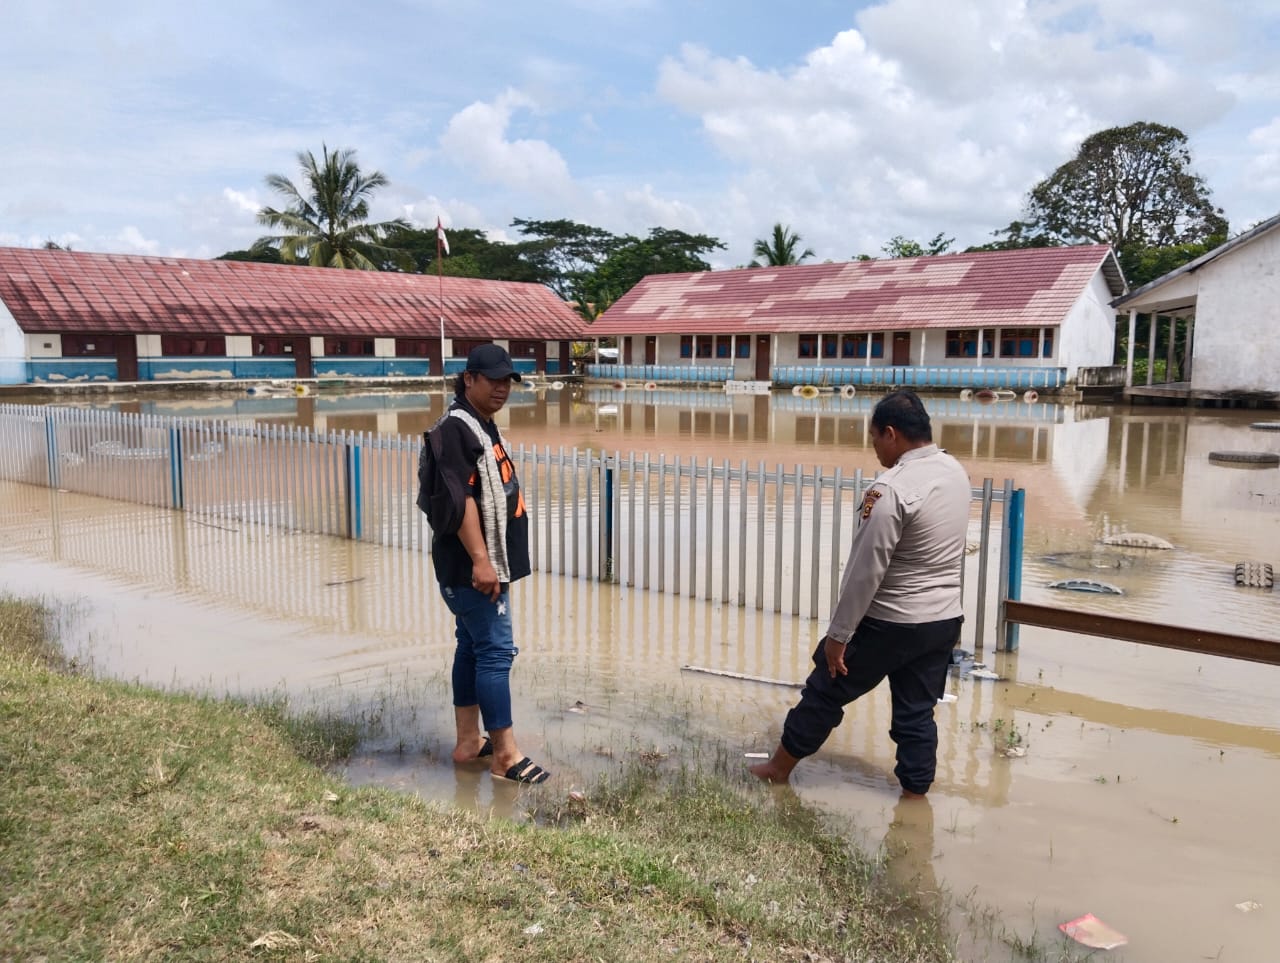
[{"left": 0, "top": 594, "right": 953, "bottom": 962}]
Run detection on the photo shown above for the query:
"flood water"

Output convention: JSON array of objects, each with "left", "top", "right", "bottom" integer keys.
[{"left": 3, "top": 384, "right": 1279, "bottom": 962}]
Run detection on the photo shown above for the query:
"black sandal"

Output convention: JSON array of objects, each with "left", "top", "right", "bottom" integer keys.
[{"left": 497, "top": 756, "right": 550, "bottom": 784}]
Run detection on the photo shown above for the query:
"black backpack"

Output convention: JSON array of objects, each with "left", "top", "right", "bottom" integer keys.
[{"left": 416, "top": 420, "right": 466, "bottom": 534}]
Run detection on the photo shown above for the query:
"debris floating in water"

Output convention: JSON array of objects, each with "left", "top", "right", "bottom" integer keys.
[
  {"left": 1058, "top": 913, "right": 1128, "bottom": 950},
  {"left": 1101, "top": 532, "right": 1174, "bottom": 550},
  {"left": 1049, "top": 578, "right": 1124, "bottom": 595},
  {"left": 1234, "top": 562, "right": 1274, "bottom": 589}
]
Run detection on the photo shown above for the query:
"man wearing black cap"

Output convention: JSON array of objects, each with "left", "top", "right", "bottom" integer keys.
[{"left": 429, "top": 343, "right": 549, "bottom": 784}]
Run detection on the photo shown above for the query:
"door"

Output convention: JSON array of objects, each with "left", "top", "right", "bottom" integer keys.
[
  {"left": 115, "top": 335, "right": 138, "bottom": 382},
  {"left": 292, "top": 337, "right": 313, "bottom": 378},
  {"left": 644, "top": 336, "right": 656, "bottom": 365},
  {"left": 755, "top": 335, "right": 771, "bottom": 381},
  {"left": 892, "top": 331, "right": 911, "bottom": 366}
]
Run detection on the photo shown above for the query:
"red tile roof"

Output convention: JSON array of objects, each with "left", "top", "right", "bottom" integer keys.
[
  {"left": 590, "top": 245, "right": 1124, "bottom": 335},
  {"left": 0, "top": 247, "right": 586, "bottom": 340}
]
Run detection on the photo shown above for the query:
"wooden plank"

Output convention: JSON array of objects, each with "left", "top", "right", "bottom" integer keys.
[{"left": 1004, "top": 600, "right": 1280, "bottom": 666}]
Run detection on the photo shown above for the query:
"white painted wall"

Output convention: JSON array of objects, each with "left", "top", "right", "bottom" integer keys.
[
  {"left": 1189, "top": 230, "right": 1280, "bottom": 393},
  {"left": 0, "top": 304, "right": 27, "bottom": 383},
  {"left": 1056, "top": 271, "right": 1118, "bottom": 377},
  {"left": 138, "top": 334, "right": 162, "bottom": 357},
  {"left": 225, "top": 335, "right": 252, "bottom": 357},
  {"left": 25, "top": 332, "right": 61, "bottom": 357}
]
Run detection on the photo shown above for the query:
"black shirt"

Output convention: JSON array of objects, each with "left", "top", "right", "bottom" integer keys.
[{"left": 430, "top": 398, "right": 532, "bottom": 587}]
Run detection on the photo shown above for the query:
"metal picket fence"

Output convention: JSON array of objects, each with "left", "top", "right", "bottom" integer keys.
[{"left": 0, "top": 403, "right": 1023, "bottom": 645}]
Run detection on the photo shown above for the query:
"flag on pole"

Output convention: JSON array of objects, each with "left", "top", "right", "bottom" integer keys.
[{"left": 436, "top": 217, "right": 450, "bottom": 256}]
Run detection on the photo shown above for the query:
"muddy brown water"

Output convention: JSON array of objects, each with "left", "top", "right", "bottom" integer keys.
[{"left": 3, "top": 386, "right": 1279, "bottom": 961}]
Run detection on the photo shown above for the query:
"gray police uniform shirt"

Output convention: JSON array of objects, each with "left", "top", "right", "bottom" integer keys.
[{"left": 826, "top": 444, "right": 970, "bottom": 641}]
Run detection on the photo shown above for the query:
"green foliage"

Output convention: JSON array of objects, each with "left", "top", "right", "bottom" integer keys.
[
  {"left": 882, "top": 232, "right": 955, "bottom": 258},
  {"left": 751, "top": 222, "right": 814, "bottom": 266},
  {"left": 579, "top": 227, "right": 724, "bottom": 318},
  {"left": 1120, "top": 235, "right": 1224, "bottom": 288},
  {"left": 381, "top": 225, "right": 548, "bottom": 282},
  {"left": 991, "top": 122, "right": 1227, "bottom": 266},
  {"left": 511, "top": 217, "right": 625, "bottom": 299},
  {"left": 255, "top": 144, "right": 412, "bottom": 271},
  {"left": 215, "top": 239, "right": 285, "bottom": 265}
]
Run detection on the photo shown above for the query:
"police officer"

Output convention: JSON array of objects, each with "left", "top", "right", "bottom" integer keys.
[{"left": 749, "top": 389, "right": 969, "bottom": 798}]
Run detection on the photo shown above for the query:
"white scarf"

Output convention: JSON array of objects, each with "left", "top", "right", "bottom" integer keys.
[{"left": 449, "top": 407, "right": 512, "bottom": 582}]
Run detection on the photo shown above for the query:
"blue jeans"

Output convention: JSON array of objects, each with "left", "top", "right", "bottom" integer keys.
[{"left": 441, "top": 585, "right": 518, "bottom": 731}]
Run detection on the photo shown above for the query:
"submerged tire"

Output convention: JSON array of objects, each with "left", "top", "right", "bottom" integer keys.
[
  {"left": 1234, "top": 562, "right": 1274, "bottom": 589},
  {"left": 799, "top": 385, "right": 820, "bottom": 399},
  {"left": 1049, "top": 578, "right": 1124, "bottom": 595},
  {"left": 840, "top": 384, "right": 856, "bottom": 398},
  {"left": 1101, "top": 532, "right": 1174, "bottom": 550},
  {"left": 1208, "top": 450, "right": 1280, "bottom": 466}
]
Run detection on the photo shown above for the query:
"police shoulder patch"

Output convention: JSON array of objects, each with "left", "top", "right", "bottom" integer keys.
[{"left": 860, "top": 487, "right": 883, "bottom": 520}]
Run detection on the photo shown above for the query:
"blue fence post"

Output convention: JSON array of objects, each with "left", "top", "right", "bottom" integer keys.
[
  {"left": 603, "top": 455, "right": 615, "bottom": 581},
  {"left": 1003, "top": 487, "right": 1025, "bottom": 651},
  {"left": 345, "top": 438, "right": 363, "bottom": 540},
  {"left": 44, "top": 411, "right": 59, "bottom": 489},
  {"left": 168, "top": 426, "right": 184, "bottom": 510}
]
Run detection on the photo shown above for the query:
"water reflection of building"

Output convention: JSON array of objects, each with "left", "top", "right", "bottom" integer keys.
[{"left": 583, "top": 386, "right": 1112, "bottom": 486}]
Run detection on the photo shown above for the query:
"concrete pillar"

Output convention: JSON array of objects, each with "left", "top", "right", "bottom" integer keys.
[
  {"left": 1146, "top": 314, "right": 1157, "bottom": 386},
  {"left": 1125, "top": 310, "right": 1137, "bottom": 387}
]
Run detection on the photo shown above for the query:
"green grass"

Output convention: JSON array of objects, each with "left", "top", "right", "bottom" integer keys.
[{"left": 0, "top": 593, "right": 957, "bottom": 961}]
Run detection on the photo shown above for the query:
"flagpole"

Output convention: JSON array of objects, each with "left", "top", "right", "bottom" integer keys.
[{"left": 436, "top": 217, "right": 446, "bottom": 392}]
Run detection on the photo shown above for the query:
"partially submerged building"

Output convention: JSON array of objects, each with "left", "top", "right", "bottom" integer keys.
[
  {"left": 1113, "top": 212, "right": 1280, "bottom": 407},
  {"left": 0, "top": 247, "right": 586, "bottom": 385},
  {"left": 587, "top": 245, "right": 1126, "bottom": 391}
]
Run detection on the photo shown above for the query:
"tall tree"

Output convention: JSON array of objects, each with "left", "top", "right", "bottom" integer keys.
[
  {"left": 510, "top": 218, "right": 622, "bottom": 299},
  {"left": 751, "top": 223, "right": 814, "bottom": 266},
  {"left": 256, "top": 145, "right": 410, "bottom": 270},
  {"left": 993, "top": 122, "right": 1227, "bottom": 260},
  {"left": 381, "top": 225, "right": 548, "bottom": 282},
  {"left": 578, "top": 227, "right": 725, "bottom": 319}
]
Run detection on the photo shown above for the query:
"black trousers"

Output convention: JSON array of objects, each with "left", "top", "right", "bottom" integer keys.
[{"left": 779, "top": 615, "right": 962, "bottom": 795}]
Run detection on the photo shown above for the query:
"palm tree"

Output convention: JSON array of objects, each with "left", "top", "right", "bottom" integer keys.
[
  {"left": 257, "top": 145, "right": 410, "bottom": 270},
  {"left": 750, "top": 223, "right": 815, "bottom": 267}
]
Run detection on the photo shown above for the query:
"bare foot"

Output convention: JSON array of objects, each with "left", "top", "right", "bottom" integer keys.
[
  {"left": 748, "top": 761, "right": 791, "bottom": 784},
  {"left": 451, "top": 734, "right": 491, "bottom": 764},
  {"left": 748, "top": 745, "right": 799, "bottom": 784}
]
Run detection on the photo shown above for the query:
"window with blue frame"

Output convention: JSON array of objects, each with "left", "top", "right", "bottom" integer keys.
[
  {"left": 696, "top": 335, "right": 712, "bottom": 358},
  {"left": 999, "top": 327, "right": 1043, "bottom": 358},
  {"left": 735, "top": 338, "right": 751, "bottom": 358},
  {"left": 715, "top": 336, "right": 732, "bottom": 358},
  {"left": 798, "top": 334, "right": 818, "bottom": 358},
  {"left": 945, "top": 329, "right": 992, "bottom": 358},
  {"left": 680, "top": 335, "right": 693, "bottom": 358},
  {"left": 821, "top": 334, "right": 839, "bottom": 358}
]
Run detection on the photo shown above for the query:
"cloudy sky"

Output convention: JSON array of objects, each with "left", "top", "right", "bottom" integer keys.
[{"left": 4, "top": 0, "right": 1279, "bottom": 270}]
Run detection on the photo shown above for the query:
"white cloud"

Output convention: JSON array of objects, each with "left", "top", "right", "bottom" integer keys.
[
  {"left": 438, "top": 90, "right": 575, "bottom": 200},
  {"left": 222, "top": 188, "right": 259, "bottom": 215},
  {"left": 0, "top": 0, "right": 1275, "bottom": 265}
]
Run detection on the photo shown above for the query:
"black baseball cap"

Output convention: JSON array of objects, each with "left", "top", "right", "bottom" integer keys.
[{"left": 465, "top": 343, "right": 522, "bottom": 382}]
